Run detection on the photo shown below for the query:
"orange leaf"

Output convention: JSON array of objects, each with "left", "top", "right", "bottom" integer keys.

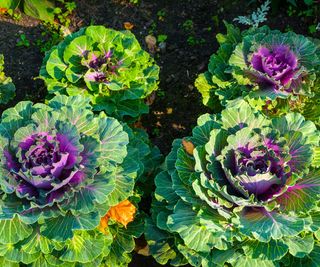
[
  {"left": 182, "top": 139, "right": 195, "bottom": 156},
  {"left": 124, "top": 22, "right": 134, "bottom": 30},
  {"left": 99, "top": 200, "right": 137, "bottom": 233},
  {"left": 98, "top": 216, "right": 109, "bottom": 234},
  {"left": 0, "top": 8, "right": 8, "bottom": 14}
]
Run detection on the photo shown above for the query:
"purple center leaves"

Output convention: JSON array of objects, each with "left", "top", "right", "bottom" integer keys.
[
  {"left": 214, "top": 103, "right": 317, "bottom": 201},
  {"left": 83, "top": 50, "right": 123, "bottom": 84},
  {"left": 7, "top": 132, "right": 83, "bottom": 204},
  {"left": 234, "top": 141, "right": 285, "bottom": 197},
  {"left": 251, "top": 45, "right": 298, "bottom": 91}
]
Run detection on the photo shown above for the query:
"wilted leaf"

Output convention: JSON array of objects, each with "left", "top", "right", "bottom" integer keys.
[
  {"left": 124, "top": 22, "right": 134, "bottom": 30},
  {"left": 133, "top": 119, "right": 146, "bottom": 130},
  {"left": 0, "top": 8, "right": 8, "bottom": 14},
  {"left": 136, "top": 244, "right": 150, "bottom": 256},
  {"left": 182, "top": 139, "right": 195, "bottom": 155},
  {"left": 145, "top": 35, "right": 157, "bottom": 53},
  {"left": 146, "top": 91, "right": 156, "bottom": 106}
]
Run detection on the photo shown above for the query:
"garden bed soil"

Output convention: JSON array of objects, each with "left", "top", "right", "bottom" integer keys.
[{"left": 0, "top": 1, "right": 318, "bottom": 266}]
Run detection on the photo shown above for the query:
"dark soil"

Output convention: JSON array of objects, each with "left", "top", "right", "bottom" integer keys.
[{"left": 0, "top": 0, "right": 319, "bottom": 266}]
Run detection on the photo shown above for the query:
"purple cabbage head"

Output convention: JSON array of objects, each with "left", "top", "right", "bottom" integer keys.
[
  {"left": 196, "top": 24, "right": 320, "bottom": 125},
  {"left": 13, "top": 130, "right": 84, "bottom": 204},
  {"left": 251, "top": 45, "right": 298, "bottom": 91},
  {"left": 0, "top": 95, "right": 134, "bottom": 237},
  {"left": 40, "top": 26, "right": 160, "bottom": 121},
  {"left": 0, "top": 94, "right": 162, "bottom": 266},
  {"left": 147, "top": 99, "right": 320, "bottom": 266}
]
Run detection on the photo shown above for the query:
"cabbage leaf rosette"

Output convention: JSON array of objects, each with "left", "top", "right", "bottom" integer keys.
[
  {"left": 0, "top": 54, "right": 15, "bottom": 105},
  {"left": 0, "top": 95, "right": 161, "bottom": 266},
  {"left": 40, "top": 25, "right": 159, "bottom": 121},
  {"left": 146, "top": 99, "right": 320, "bottom": 267},
  {"left": 195, "top": 23, "right": 320, "bottom": 126}
]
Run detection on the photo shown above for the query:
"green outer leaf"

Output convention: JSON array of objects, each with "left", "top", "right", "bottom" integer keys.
[
  {"left": 221, "top": 99, "right": 268, "bottom": 132},
  {"left": 0, "top": 243, "right": 40, "bottom": 264},
  {"left": 45, "top": 49, "right": 67, "bottom": 80},
  {"left": 103, "top": 214, "right": 144, "bottom": 266},
  {"left": 176, "top": 244, "right": 203, "bottom": 267},
  {"left": 167, "top": 201, "right": 225, "bottom": 253},
  {"left": 204, "top": 128, "right": 228, "bottom": 157},
  {"left": 282, "top": 243, "right": 320, "bottom": 267},
  {"left": 48, "top": 93, "right": 91, "bottom": 111},
  {"left": 155, "top": 171, "right": 179, "bottom": 204},
  {"left": 283, "top": 235, "right": 314, "bottom": 258},
  {"left": 0, "top": 82, "right": 15, "bottom": 105},
  {"left": 102, "top": 156, "right": 138, "bottom": 207},
  {"left": 23, "top": 0, "right": 55, "bottom": 22},
  {"left": 242, "top": 239, "right": 288, "bottom": 261},
  {"left": 285, "top": 130, "right": 314, "bottom": 172},
  {"left": 229, "top": 42, "right": 248, "bottom": 70},
  {"left": 113, "top": 99, "right": 149, "bottom": 120},
  {"left": 272, "top": 112, "right": 319, "bottom": 146},
  {"left": 235, "top": 207, "right": 305, "bottom": 242},
  {"left": 63, "top": 35, "right": 93, "bottom": 67},
  {"left": 98, "top": 117, "right": 129, "bottom": 165},
  {"left": 208, "top": 247, "right": 241, "bottom": 267},
  {"left": 0, "top": 216, "right": 32, "bottom": 244},
  {"left": 145, "top": 217, "right": 182, "bottom": 265},
  {"left": 0, "top": 257, "right": 18, "bottom": 267},
  {"left": 234, "top": 256, "right": 276, "bottom": 267},
  {"left": 191, "top": 113, "right": 219, "bottom": 146},
  {"left": 1, "top": 100, "right": 33, "bottom": 123},
  {"left": 21, "top": 230, "right": 55, "bottom": 255},
  {"left": 194, "top": 73, "right": 219, "bottom": 109},
  {"left": 0, "top": 0, "right": 20, "bottom": 9},
  {"left": 60, "top": 231, "right": 104, "bottom": 263},
  {"left": 175, "top": 147, "right": 195, "bottom": 184},
  {"left": 40, "top": 212, "right": 100, "bottom": 241}
]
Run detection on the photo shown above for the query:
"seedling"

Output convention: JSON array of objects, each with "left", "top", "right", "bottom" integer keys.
[
  {"left": 157, "top": 34, "right": 168, "bottom": 43},
  {"left": 16, "top": 34, "right": 30, "bottom": 47}
]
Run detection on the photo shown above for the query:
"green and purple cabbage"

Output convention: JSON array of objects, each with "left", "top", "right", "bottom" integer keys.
[
  {"left": 146, "top": 99, "right": 320, "bottom": 267},
  {"left": 0, "top": 54, "right": 15, "bottom": 105},
  {"left": 195, "top": 23, "right": 320, "bottom": 126},
  {"left": 0, "top": 95, "right": 161, "bottom": 266},
  {"left": 40, "top": 25, "right": 160, "bottom": 121}
]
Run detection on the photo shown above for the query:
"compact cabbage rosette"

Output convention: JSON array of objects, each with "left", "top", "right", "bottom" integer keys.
[
  {"left": 40, "top": 25, "right": 160, "bottom": 121},
  {"left": 146, "top": 99, "right": 320, "bottom": 267},
  {"left": 195, "top": 23, "right": 320, "bottom": 125},
  {"left": 0, "top": 95, "right": 161, "bottom": 266}
]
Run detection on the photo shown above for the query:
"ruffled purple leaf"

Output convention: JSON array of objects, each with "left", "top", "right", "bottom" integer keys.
[
  {"left": 250, "top": 45, "right": 299, "bottom": 92},
  {"left": 3, "top": 128, "right": 86, "bottom": 205},
  {"left": 85, "top": 71, "right": 108, "bottom": 83}
]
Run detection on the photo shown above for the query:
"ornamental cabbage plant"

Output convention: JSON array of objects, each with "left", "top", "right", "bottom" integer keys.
[
  {"left": 146, "top": 99, "right": 320, "bottom": 267},
  {"left": 40, "top": 25, "right": 159, "bottom": 121},
  {"left": 0, "top": 95, "right": 161, "bottom": 266},
  {"left": 195, "top": 23, "right": 320, "bottom": 126},
  {"left": 0, "top": 54, "right": 15, "bottom": 104}
]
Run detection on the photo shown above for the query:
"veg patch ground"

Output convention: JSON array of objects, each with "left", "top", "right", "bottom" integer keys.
[{"left": 0, "top": 1, "right": 318, "bottom": 266}]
